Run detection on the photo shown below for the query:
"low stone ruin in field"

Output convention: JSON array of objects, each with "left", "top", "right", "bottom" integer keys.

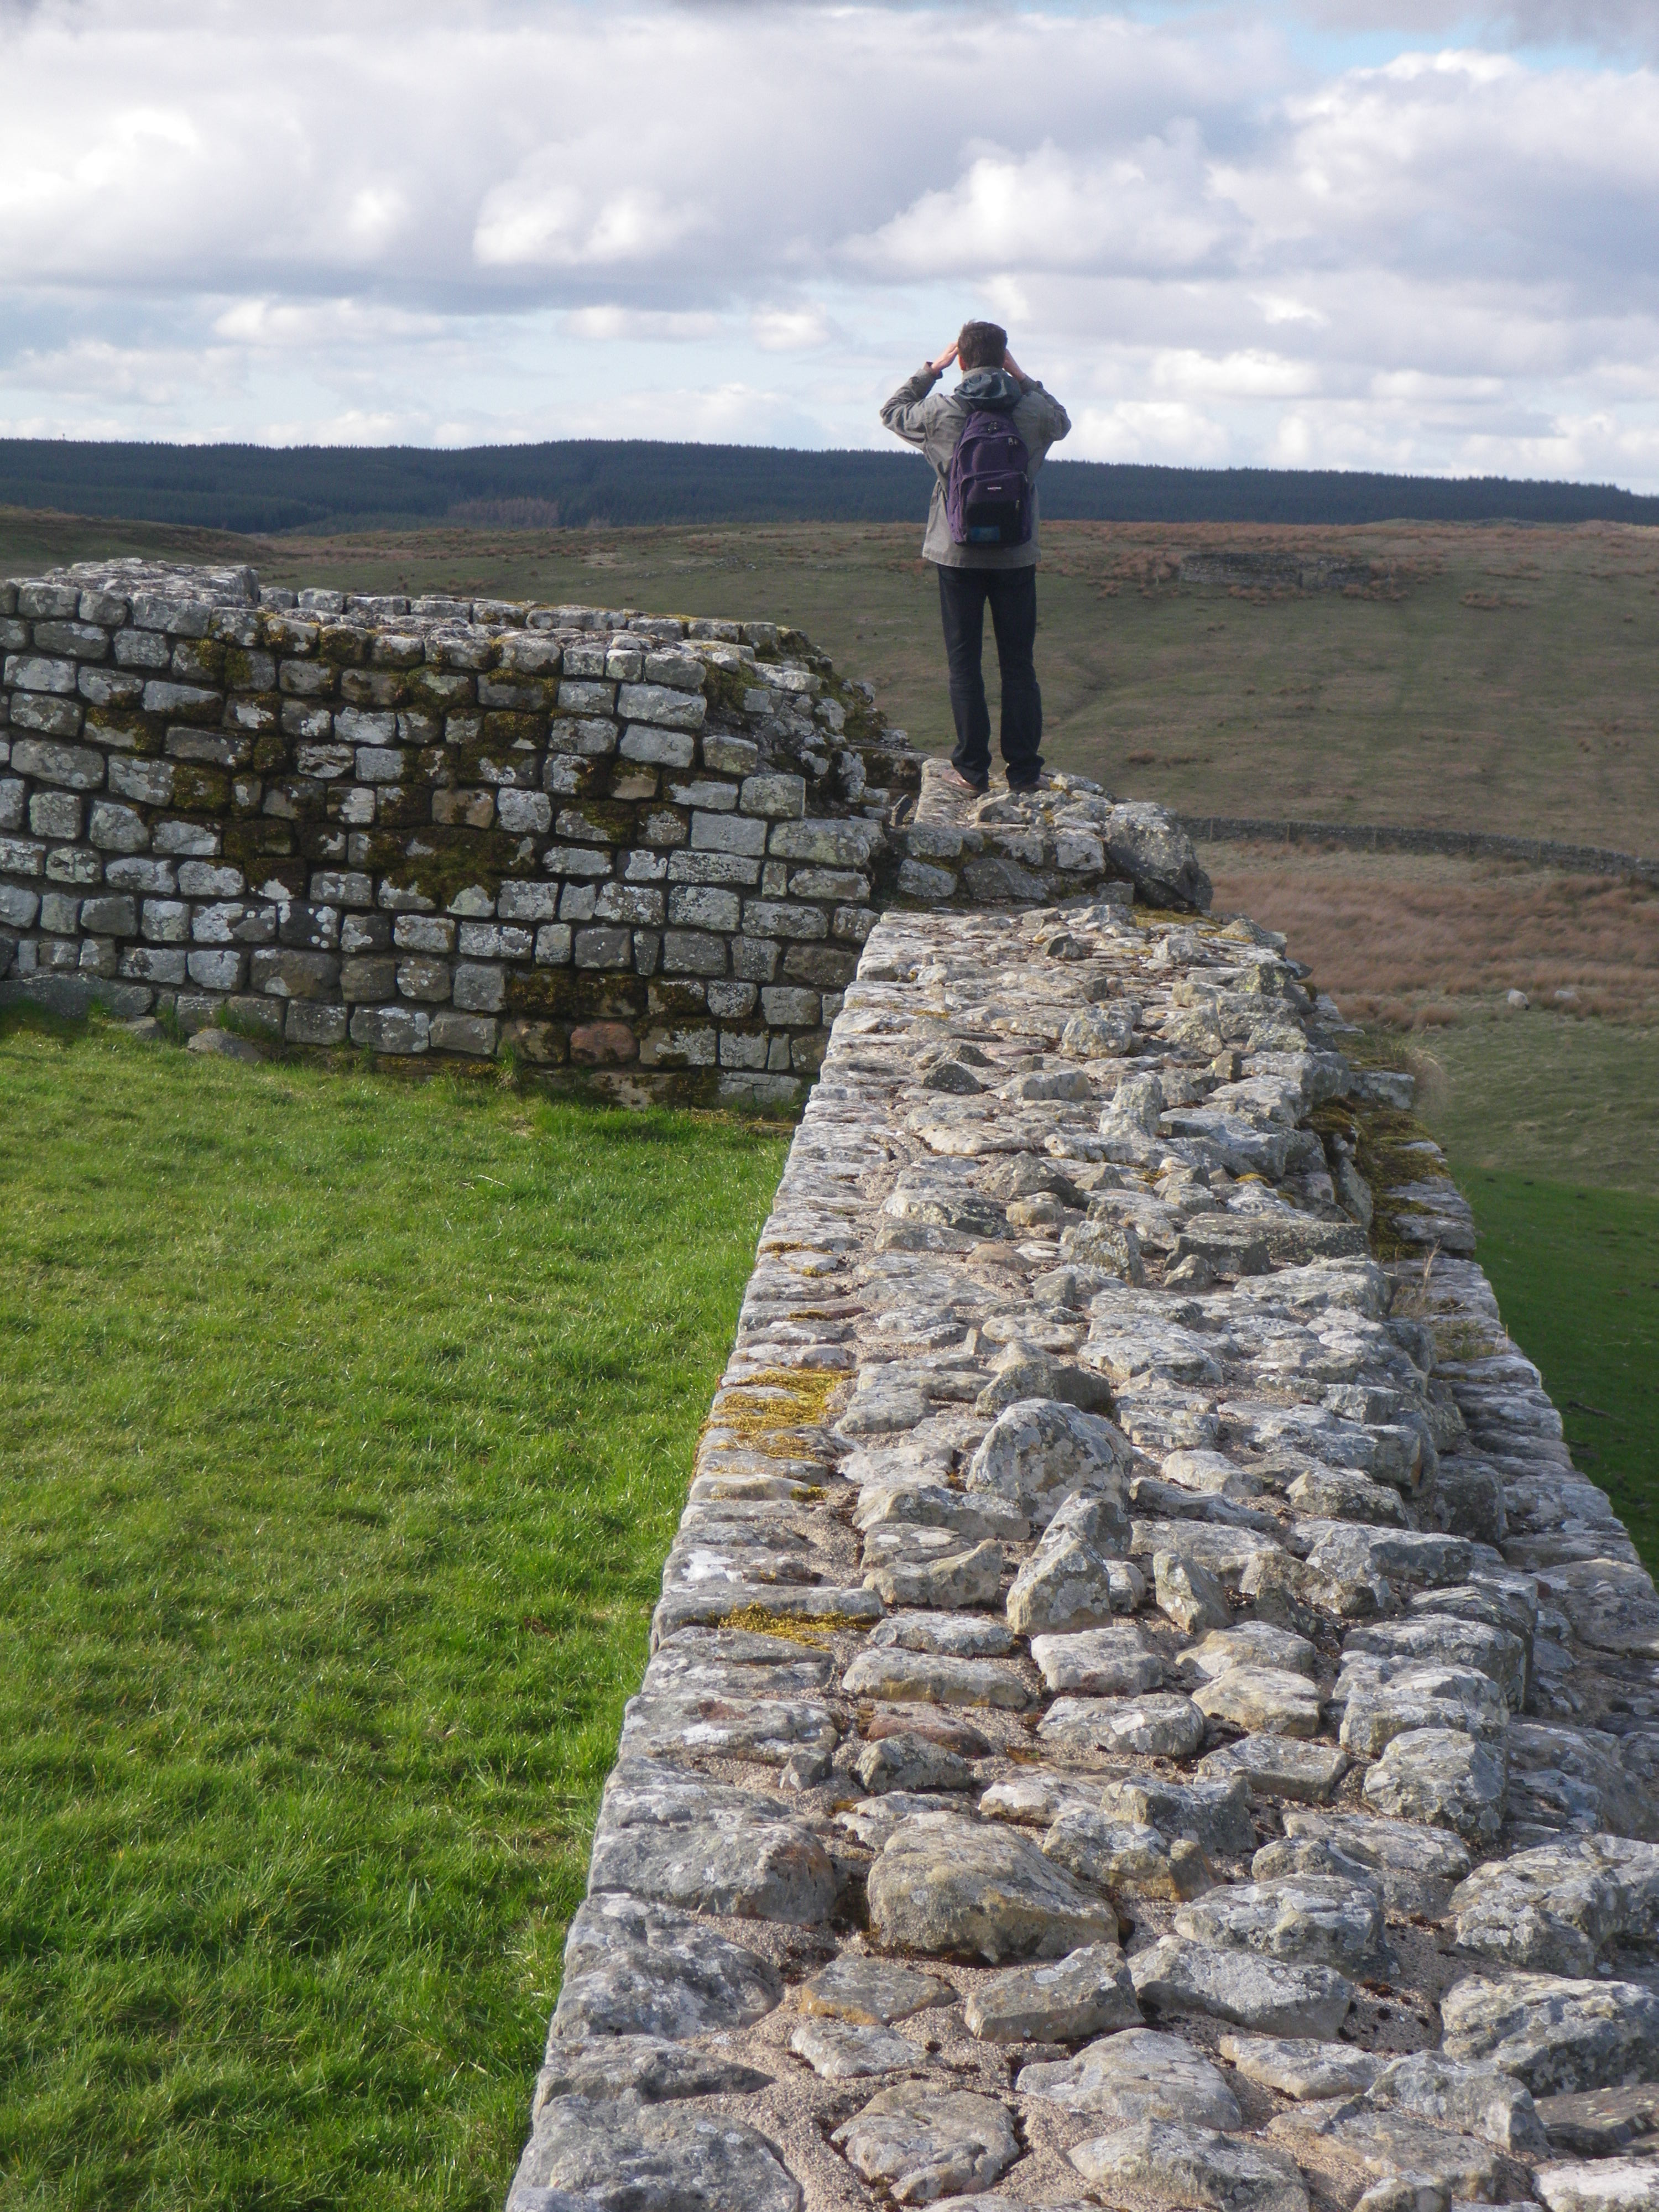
[{"left": 1, "top": 560, "right": 1198, "bottom": 1107}]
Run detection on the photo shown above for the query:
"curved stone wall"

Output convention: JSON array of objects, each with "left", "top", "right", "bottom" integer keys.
[
  {"left": 0, "top": 559, "right": 922, "bottom": 1104},
  {"left": 1, "top": 560, "right": 1211, "bottom": 1107}
]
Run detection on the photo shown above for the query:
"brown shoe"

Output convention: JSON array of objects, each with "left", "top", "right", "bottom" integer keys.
[{"left": 938, "top": 763, "right": 989, "bottom": 795}]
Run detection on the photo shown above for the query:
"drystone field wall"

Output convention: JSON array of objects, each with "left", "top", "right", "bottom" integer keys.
[
  {"left": 0, "top": 560, "right": 1201, "bottom": 1107},
  {"left": 509, "top": 874, "right": 1659, "bottom": 2210}
]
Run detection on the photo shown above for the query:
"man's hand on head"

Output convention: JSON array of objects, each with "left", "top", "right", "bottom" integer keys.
[
  {"left": 1001, "top": 349, "right": 1026, "bottom": 382},
  {"left": 928, "top": 342, "right": 959, "bottom": 374}
]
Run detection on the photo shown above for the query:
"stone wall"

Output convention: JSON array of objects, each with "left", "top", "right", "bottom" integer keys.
[
  {"left": 1, "top": 560, "right": 1203, "bottom": 1108},
  {"left": 508, "top": 879, "right": 1659, "bottom": 2209}
]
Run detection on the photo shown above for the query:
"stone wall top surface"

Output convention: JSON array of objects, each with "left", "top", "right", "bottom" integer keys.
[{"left": 508, "top": 883, "right": 1659, "bottom": 2209}]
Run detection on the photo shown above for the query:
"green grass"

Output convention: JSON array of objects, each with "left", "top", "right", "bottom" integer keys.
[
  {"left": 1452, "top": 1175, "right": 1659, "bottom": 1574},
  {"left": 0, "top": 1014, "right": 787, "bottom": 2211},
  {"left": 1415, "top": 1017, "right": 1659, "bottom": 1197},
  {"left": 1392, "top": 1019, "right": 1659, "bottom": 1574}
]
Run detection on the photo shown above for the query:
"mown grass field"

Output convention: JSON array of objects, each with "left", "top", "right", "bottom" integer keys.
[{"left": 0, "top": 1012, "right": 786, "bottom": 2210}]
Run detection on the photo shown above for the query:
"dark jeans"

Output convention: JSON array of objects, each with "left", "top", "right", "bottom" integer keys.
[{"left": 936, "top": 563, "right": 1043, "bottom": 789}]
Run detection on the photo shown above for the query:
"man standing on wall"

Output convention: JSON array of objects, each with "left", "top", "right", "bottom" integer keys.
[{"left": 880, "top": 323, "right": 1071, "bottom": 795}]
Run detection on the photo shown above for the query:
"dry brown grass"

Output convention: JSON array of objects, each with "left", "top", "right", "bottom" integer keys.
[{"left": 1204, "top": 843, "right": 1659, "bottom": 1028}]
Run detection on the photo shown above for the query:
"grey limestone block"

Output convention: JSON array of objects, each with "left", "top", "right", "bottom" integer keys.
[
  {"left": 430, "top": 1010, "right": 498, "bottom": 1057},
  {"left": 285, "top": 1001, "right": 349, "bottom": 1047},
  {"left": 867, "top": 1811, "right": 1120, "bottom": 1964},
  {"left": 350, "top": 1005, "right": 430, "bottom": 1054},
  {"left": 832, "top": 2081, "right": 1018, "bottom": 2201}
]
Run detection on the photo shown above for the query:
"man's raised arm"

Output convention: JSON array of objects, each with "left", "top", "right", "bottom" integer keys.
[
  {"left": 1003, "top": 349, "right": 1071, "bottom": 445},
  {"left": 879, "top": 342, "right": 959, "bottom": 444}
]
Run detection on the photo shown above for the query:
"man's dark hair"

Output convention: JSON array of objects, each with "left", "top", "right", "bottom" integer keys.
[{"left": 957, "top": 320, "right": 1008, "bottom": 371}]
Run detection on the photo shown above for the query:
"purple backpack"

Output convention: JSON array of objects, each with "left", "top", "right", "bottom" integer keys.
[{"left": 945, "top": 403, "right": 1032, "bottom": 547}]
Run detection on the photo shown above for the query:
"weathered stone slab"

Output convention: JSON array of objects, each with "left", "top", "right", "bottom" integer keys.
[
  {"left": 1070, "top": 2117, "right": 1309, "bottom": 2211},
  {"left": 789, "top": 2016, "right": 916, "bottom": 2079},
  {"left": 965, "top": 1396, "right": 1132, "bottom": 1527},
  {"left": 1031, "top": 1623, "right": 1163, "bottom": 1695},
  {"left": 868, "top": 1811, "right": 1120, "bottom": 1964},
  {"left": 531, "top": 2034, "right": 771, "bottom": 2116},
  {"left": 508, "top": 2096, "right": 801, "bottom": 2212},
  {"left": 1534, "top": 2082, "right": 1659, "bottom": 2158},
  {"left": 1265, "top": 2103, "right": 1516, "bottom": 2201},
  {"left": 841, "top": 1646, "right": 1033, "bottom": 1709},
  {"left": 1130, "top": 1933, "right": 1354, "bottom": 2037},
  {"left": 1098, "top": 1773, "right": 1258, "bottom": 1859},
  {"left": 1535, "top": 2161, "right": 1659, "bottom": 2212},
  {"left": 1361, "top": 1726, "right": 1508, "bottom": 1844},
  {"left": 965, "top": 1941, "right": 1140, "bottom": 2043},
  {"left": 1174, "top": 1873, "right": 1385, "bottom": 1974},
  {"left": 832, "top": 2083, "right": 1019, "bottom": 2201},
  {"left": 550, "top": 1894, "right": 782, "bottom": 2041},
  {"left": 1199, "top": 1736, "right": 1351, "bottom": 1804},
  {"left": 1020, "top": 2025, "right": 1240, "bottom": 2127},
  {"left": 1039, "top": 1690, "right": 1207, "bottom": 1760},
  {"left": 1219, "top": 2032, "right": 1383, "bottom": 2100},
  {"left": 1277, "top": 1810, "right": 1471, "bottom": 1917},
  {"left": 1194, "top": 1664, "right": 1324, "bottom": 1737},
  {"left": 1449, "top": 1834, "right": 1659, "bottom": 1977},
  {"left": 1441, "top": 1971, "right": 1659, "bottom": 2095},
  {"left": 1177, "top": 1623, "right": 1317, "bottom": 1682},
  {"left": 798, "top": 1954, "right": 953, "bottom": 2025},
  {"left": 1367, "top": 2048, "right": 1548, "bottom": 2156},
  {"left": 869, "top": 1610, "right": 1016, "bottom": 1657},
  {"left": 854, "top": 1731, "right": 977, "bottom": 1793},
  {"left": 1008, "top": 1491, "right": 1135, "bottom": 1633},
  {"left": 588, "top": 1766, "right": 836, "bottom": 1924},
  {"left": 1343, "top": 1614, "right": 1528, "bottom": 1710},
  {"left": 618, "top": 1689, "right": 839, "bottom": 1767},
  {"left": 1043, "top": 1808, "right": 1215, "bottom": 1901},
  {"left": 1338, "top": 1666, "right": 1510, "bottom": 1755}
]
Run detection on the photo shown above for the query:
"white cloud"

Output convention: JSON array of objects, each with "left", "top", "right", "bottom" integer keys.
[
  {"left": 751, "top": 305, "right": 836, "bottom": 352},
  {"left": 848, "top": 134, "right": 1238, "bottom": 280},
  {"left": 0, "top": 1, "right": 1656, "bottom": 486},
  {"left": 1073, "top": 399, "right": 1233, "bottom": 464},
  {"left": 211, "top": 299, "right": 448, "bottom": 348},
  {"left": 475, "top": 172, "right": 702, "bottom": 270},
  {"left": 565, "top": 307, "right": 724, "bottom": 343}
]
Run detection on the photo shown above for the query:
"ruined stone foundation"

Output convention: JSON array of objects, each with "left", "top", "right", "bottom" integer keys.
[{"left": 2, "top": 561, "right": 1198, "bottom": 1108}]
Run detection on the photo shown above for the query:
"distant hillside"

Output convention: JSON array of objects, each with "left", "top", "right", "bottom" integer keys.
[{"left": 2, "top": 437, "right": 1655, "bottom": 535}]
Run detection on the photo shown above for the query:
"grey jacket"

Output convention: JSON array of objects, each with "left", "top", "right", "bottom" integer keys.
[{"left": 880, "top": 362, "right": 1071, "bottom": 568}]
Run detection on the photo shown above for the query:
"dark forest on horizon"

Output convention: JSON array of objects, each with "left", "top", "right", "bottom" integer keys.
[{"left": 3, "top": 436, "right": 1657, "bottom": 536}]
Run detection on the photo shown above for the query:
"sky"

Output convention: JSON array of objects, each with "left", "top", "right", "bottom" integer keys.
[{"left": 2, "top": 0, "right": 1657, "bottom": 484}]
